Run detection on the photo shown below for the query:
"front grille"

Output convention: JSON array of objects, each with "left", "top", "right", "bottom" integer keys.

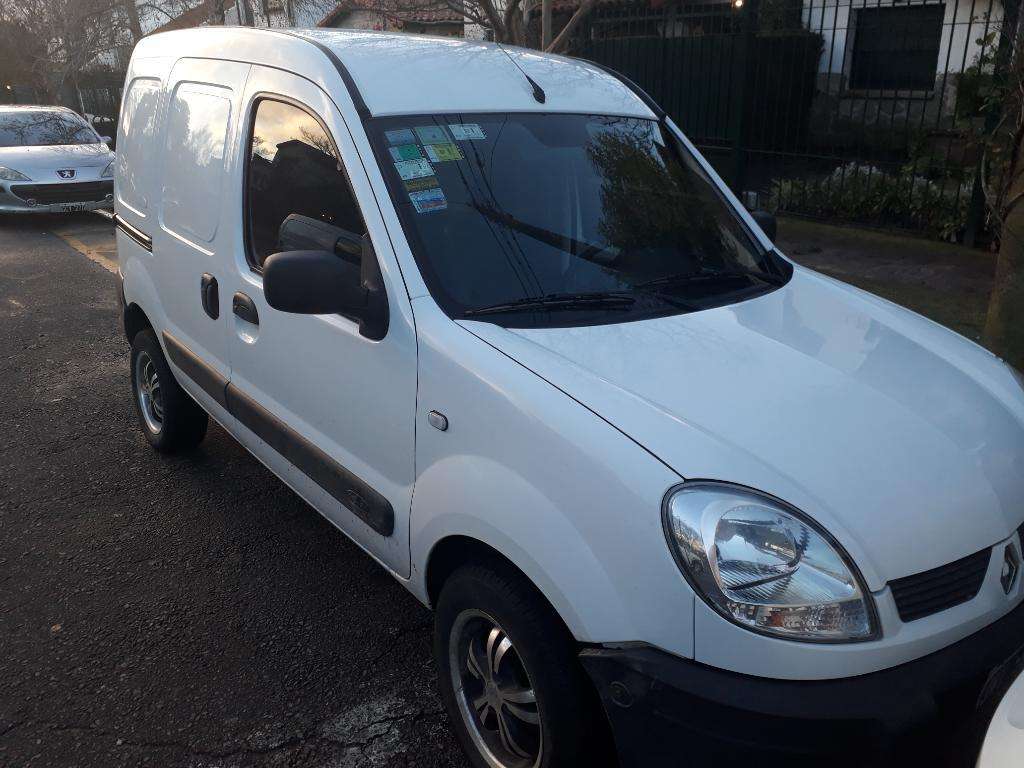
[
  {"left": 890, "top": 548, "right": 991, "bottom": 623},
  {"left": 11, "top": 181, "right": 113, "bottom": 205}
]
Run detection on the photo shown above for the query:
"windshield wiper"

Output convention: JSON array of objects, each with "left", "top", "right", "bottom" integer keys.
[
  {"left": 462, "top": 291, "right": 636, "bottom": 317},
  {"left": 638, "top": 267, "right": 786, "bottom": 289}
]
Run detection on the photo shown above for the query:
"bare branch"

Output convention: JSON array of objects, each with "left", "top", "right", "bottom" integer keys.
[{"left": 546, "top": 0, "right": 594, "bottom": 53}]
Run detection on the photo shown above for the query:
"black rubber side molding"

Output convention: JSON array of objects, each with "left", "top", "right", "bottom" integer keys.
[
  {"left": 159, "top": 331, "right": 394, "bottom": 537},
  {"left": 224, "top": 384, "right": 395, "bottom": 537},
  {"left": 114, "top": 214, "right": 153, "bottom": 252},
  {"left": 161, "top": 331, "right": 228, "bottom": 408}
]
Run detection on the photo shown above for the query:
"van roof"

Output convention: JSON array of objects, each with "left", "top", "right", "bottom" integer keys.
[{"left": 135, "top": 27, "right": 655, "bottom": 120}]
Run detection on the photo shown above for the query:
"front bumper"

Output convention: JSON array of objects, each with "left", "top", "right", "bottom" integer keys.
[
  {"left": 581, "top": 598, "right": 1024, "bottom": 768},
  {"left": 0, "top": 180, "right": 113, "bottom": 213}
]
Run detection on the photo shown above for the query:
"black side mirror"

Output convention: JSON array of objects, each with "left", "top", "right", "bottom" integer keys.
[
  {"left": 751, "top": 210, "right": 777, "bottom": 242},
  {"left": 263, "top": 241, "right": 388, "bottom": 340}
]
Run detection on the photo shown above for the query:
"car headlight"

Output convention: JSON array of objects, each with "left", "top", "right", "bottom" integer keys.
[
  {"left": 0, "top": 166, "right": 31, "bottom": 181},
  {"left": 101, "top": 161, "right": 115, "bottom": 179},
  {"left": 663, "top": 481, "right": 878, "bottom": 642}
]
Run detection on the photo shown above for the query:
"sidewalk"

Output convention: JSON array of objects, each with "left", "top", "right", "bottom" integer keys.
[{"left": 776, "top": 217, "right": 997, "bottom": 343}]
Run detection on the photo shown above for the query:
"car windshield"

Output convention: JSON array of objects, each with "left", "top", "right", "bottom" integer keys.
[
  {"left": 0, "top": 111, "right": 98, "bottom": 148},
  {"left": 370, "top": 112, "right": 789, "bottom": 327}
]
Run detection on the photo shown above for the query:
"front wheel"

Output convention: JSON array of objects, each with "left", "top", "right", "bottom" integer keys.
[{"left": 434, "top": 563, "right": 614, "bottom": 768}]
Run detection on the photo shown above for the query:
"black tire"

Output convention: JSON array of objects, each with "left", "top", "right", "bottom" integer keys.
[
  {"left": 435, "top": 562, "right": 615, "bottom": 768},
  {"left": 130, "top": 329, "right": 208, "bottom": 453}
]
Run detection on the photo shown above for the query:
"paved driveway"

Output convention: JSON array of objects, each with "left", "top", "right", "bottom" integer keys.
[{"left": 0, "top": 213, "right": 467, "bottom": 767}]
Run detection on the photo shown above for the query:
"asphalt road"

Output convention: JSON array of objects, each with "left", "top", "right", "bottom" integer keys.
[{"left": 0, "top": 213, "right": 468, "bottom": 767}]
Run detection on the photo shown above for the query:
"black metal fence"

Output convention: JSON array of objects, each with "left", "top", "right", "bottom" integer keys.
[{"left": 570, "top": 0, "right": 1016, "bottom": 241}]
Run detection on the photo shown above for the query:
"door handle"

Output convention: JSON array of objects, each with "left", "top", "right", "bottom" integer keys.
[
  {"left": 232, "top": 292, "right": 259, "bottom": 325},
  {"left": 200, "top": 273, "right": 219, "bottom": 319}
]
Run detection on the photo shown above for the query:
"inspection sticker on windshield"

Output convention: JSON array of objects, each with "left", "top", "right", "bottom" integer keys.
[
  {"left": 393, "top": 158, "right": 434, "bottom": 181},
  {"left": 448, "top": 123, "right": 486, "bottom": 141},
  {"left": 414, "top": 125, "right": 449, "bottom": 145},
  {"left": 405, "top": 175, "right": 438, "bottom": 192},
  {"left": 389, "top": 144, "right": 423, "bottom": 162},
  {"left": 385, "top": 128, "right": 416, "bottom": 145},
  {"left": 409, "top": 187, "right": 447, "bottom": 214},
  {"left": 424, "top": 142, "right": 463, "bottom": 163}
]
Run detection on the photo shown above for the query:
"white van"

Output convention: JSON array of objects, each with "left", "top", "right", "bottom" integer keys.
[{"left": 116, "top": 27, "right": 1024, "bottom": 768}]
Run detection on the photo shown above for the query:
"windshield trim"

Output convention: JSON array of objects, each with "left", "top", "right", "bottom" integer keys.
[{"left": 367, "top": 111, "right": 790, "bottom": 328}]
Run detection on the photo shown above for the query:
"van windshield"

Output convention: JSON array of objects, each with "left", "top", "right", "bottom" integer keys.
[
  {"left": 0, "top": 111, "right": 98, "bottom": 148},
  {"left": 370, "top": 113, "right": 789, "bottom": 327}
]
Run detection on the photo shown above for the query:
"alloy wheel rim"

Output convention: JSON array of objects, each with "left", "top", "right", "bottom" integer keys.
[
  {"left": 450, "top": 609, "right": 543, "bottom": 768},
  {"left": 135, "top": 351, "right": 164, "bottom": 434}
]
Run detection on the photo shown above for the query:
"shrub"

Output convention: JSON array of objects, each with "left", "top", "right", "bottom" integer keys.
[{"left": 768, "top": 162, "right": 971, "bottom": 241}]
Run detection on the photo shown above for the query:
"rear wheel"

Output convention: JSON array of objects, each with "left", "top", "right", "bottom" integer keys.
[
  {"left": 435, "top": 563, "right": 614, "bottom": 768},
  {"left": 130, "top": 329, "right": 208, "bottom": 453}
]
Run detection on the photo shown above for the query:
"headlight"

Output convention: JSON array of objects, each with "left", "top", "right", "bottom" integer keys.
[
  {"left": 0, "top": 166, "right": 31, "bottom": 181},
  {"left": 663, "top": 482, "right": 878, "bottom": 642},
  {"left": 101, "top": 161, "right": 114, "bottom": 179}
]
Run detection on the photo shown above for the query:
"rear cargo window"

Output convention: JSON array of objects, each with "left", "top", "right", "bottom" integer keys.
[
  {"left": 116, "top": 78, "right": 161, "bottom": 216},
  {"left": 161, "top": 83, "right": 232, "bottom": 245}
]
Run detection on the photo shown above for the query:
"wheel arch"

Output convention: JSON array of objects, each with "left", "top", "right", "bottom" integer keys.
[
  {"left": 420, "top": 528, "right": 596, "bottom": 644},
  {"left": 123, "top": 300, "right": 154, "bottom": 343},
  {"left": 426, "top": 535, "right": 536, "bottom": 608}
]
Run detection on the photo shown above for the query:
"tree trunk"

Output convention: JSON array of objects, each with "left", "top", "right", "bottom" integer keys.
[
  {"left": 209, "top": 0, "right": 227, "bottom": 24},
  {"left": 983, "top": 6, "right": 1024, "bottom": 371},
  {"left": 984, "top": 171, "right": 1024, "bottom": 369},
  {"left": 123, "top": 0, "right": 143, "bottom": 42},
  {"left": 541, "top": 0, "right": 552, "bottom": 49}
]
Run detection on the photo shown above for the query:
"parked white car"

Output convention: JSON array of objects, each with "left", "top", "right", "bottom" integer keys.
[
  {"left": 115, "top": 27, "right": 1024, "bottom": 768},
  {"left": 0, "top": 105, "right": 115, "bottom": 213}
]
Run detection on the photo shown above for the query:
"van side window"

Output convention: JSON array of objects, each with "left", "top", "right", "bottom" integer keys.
[{"left": 245, "top": 99, "right": 367, "bottom": 269}]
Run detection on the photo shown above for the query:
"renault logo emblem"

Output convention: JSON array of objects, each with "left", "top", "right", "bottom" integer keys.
[
  {"left": 57, "top": 169, "right": 76, "bottom": 179},
  {"left": 1001, "top": 546, "right": 1019, "bottom": 595}
]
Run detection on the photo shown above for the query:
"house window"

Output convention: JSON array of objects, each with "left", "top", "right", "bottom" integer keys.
[{"left": 850, "top": 4, "right": 945, "bottom": 91}]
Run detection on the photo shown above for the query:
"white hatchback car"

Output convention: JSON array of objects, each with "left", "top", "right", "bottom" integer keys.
[
  {"left": 0, "top": 105, "right": 115, "bottom": 213},
  {"left": 116, "top": 27, "right": 1024, "bottom": 768}
]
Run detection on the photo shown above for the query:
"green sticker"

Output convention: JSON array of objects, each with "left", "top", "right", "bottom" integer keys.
[
  {"left": 414, "top": 125, "right": 449, "bottom": 145},
  {"left": 424, "top": 142, "right": 463, "bottom": 163},
  {"left": 389, "top": 144, "right": 423, "bottom": 162},
  {"left": 405, "top": 176, "right": 439, "bottom": 192}
]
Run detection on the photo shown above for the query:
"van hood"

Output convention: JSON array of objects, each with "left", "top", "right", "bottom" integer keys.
[
  {"left": 0, "top": 143, "right": 113, "bottom": 179},
  {"left": 460, "top": 267, "right": 1024, "bottom": 589}
]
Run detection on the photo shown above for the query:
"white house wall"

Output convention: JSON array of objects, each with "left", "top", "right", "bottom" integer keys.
[{"left": 803, "top": 0, "right": 1004, "bottom": 78}]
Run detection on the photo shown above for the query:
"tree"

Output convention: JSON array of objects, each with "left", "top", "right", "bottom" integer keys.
[
  {"left": 317, "top": 0, "right": 597, "bottom": 52},
  {"left": 971, "top": 2, "right": 1024, "bottom": 368},
  {"left": 0, "top": 0, "right": 123, "bottom": 103}
]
